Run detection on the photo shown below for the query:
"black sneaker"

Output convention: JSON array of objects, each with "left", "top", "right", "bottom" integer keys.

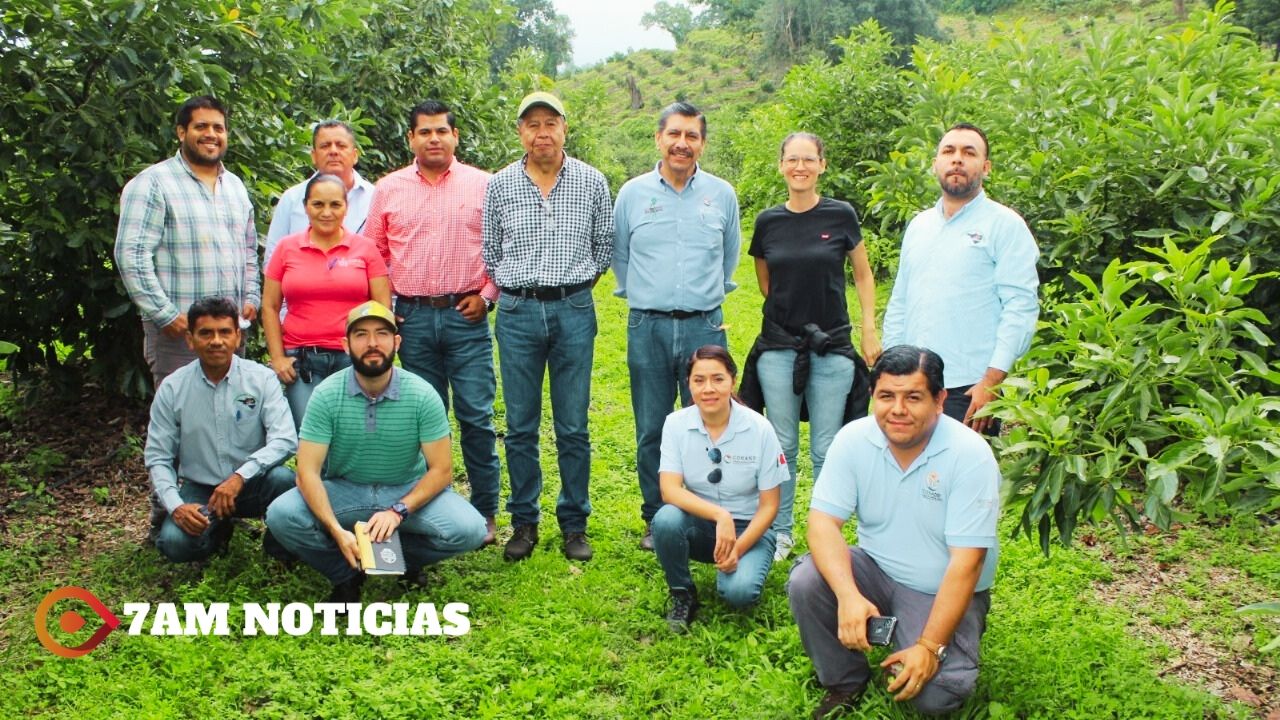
[
  {"left": 665, "top": 588, "right": 699, "bottom": 633},
  {"left": 504, "top": 523, "right": 538, "bottom": 561},
  {"left": 812, "top": 686, "right": 866, "bottom": 719},
  {"left": 327, "top": 574, "right": 365, "bottom": 608},
  {"left": 638, "top": 522, "right": 654, "bottom": 551},
  {"left": 562, "top": 532, "right": 593, "bottom": 561}
]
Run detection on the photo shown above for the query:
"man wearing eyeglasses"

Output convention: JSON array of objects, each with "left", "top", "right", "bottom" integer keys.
[
  {"left": 882, "top": 123, "right": 1040, "bottom": 436},
  {"left": 264, "top": 120, "right": 374, "bottom": 268},
  {"left": 787, "top": 345, "right": 1000, "bottom": 717},
  {"left": 612, "top": 101, "right": 742, "bottom": 553}
]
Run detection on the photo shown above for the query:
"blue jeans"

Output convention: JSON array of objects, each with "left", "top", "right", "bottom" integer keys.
[
  {"left": 651, "top": 504, "right": 776, "bottom": 608},
  {"left": 494, "top": 289, "right": 596, "bottom": 532},
  {"left": 265, "top": 479, "right": 487, "bottom": 584},
  {"left": 396, "top": 300, "right": 502, "bottom": 518},
  {"left": 283, "top": 347, "right": 351, "bottom": 429},
  {"left": 756, "top": 349, "right": 855, "bottom": 536},
  {"left": 155, "top": 466, "right": 296, "bottom": 563},
  {"left": 627, "top": 308, "right": 727, "bottom": 523}
]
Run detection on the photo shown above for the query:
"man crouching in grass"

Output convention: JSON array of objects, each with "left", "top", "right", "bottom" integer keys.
[
  {"left": 266, "top": 301, "right": 487, "bottom": 605},
  {"left": 787, "top": 345, "right": 1000, "bottom": 718}
]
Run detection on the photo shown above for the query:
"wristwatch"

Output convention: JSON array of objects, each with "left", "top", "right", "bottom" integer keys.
[
  {"left": 917, "top": 636, "right": 949, "bottom": 663},
  {"left": 390, "top": 502, "right": 410, "bottom": 520},
  {"left": 483, "top": 298, "right": 495, "bottom": 313}
]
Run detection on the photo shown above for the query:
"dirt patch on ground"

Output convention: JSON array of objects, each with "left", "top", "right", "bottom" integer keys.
[
  {"left": 1089, "top": 533, "right": 1279, "bottom": 719},
  {"left": 0, "top": 379, "right": 153, "bottom": 550}
]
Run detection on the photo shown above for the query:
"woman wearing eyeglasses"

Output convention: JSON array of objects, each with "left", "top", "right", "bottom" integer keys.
[
  {"left": 262, "top": 173, "right": 391, "bottom": 428},
  {"left": 739, "top": 132, "right": 881, "bottom": 563},
  {"left": 653, "top": 345, "right": 787, "bottom": 633}
]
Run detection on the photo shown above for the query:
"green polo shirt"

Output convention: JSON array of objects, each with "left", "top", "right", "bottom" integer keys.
[{"left": 300, "top": 367, "right": 449, "bottom": 485}]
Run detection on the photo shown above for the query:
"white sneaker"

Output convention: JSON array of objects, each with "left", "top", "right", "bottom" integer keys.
[{"left": 774, "top": 533, "right": 794, "bottom": 561}]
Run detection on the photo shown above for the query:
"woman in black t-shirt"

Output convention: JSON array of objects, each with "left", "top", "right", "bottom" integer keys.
[{"left": 745, "top": 132, "right": 881, "bottom": 561}]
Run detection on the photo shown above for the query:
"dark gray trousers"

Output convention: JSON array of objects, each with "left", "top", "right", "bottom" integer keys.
[{"left": 787, "top": 547, "right": 990, "bottom": 716}]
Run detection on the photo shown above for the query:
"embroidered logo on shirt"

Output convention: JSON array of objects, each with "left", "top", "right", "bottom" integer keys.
[
  {"left": 966, "top": 231, "right": 985, "bottom": 246},
  {"left": 820, "top": 233, "right": 830, "bottom": 239},
  {"left": 235, "top": 394, "right": 257, "bottom": 410},
  {"left": 922, "top": 471, "right": 942, "bottom": 502},
  {"left": 722, "top": 453, "right": 758, "bottom": 465},
  {"left": 644, "top": 198, "right": 664, "bottom": 215},
  {"left": 702, "top": 197, "right": 712, "bottom": 206}
]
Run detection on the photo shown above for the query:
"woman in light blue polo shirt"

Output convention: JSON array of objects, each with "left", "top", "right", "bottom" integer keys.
[{"left": 654, "top": 345, "right": 787, "bottom": 633}]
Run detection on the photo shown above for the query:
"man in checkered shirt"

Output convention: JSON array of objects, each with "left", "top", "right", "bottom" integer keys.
[
  {"left": 115, "top": 95, "right": 259, "bottom": 388},
  {"left": 482, "top": 92, "right": 614, "bottom": 563},
  {"left": 364, "top": 99, "right": 502, "bottom": 548}
]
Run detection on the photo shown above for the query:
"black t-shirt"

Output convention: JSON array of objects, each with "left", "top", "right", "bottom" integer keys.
[{"left": 749, "top": 197, "right": 862, "bottom": 336}]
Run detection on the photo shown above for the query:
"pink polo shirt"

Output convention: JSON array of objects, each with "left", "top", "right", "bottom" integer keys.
[{"left": 265, "top": 229, "right": 388, "bottom": 350}]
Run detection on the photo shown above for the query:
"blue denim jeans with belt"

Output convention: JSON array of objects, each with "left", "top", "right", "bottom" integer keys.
[
  {"left": 627, "top": 307, "right": 726, "bottom": 523},
  {"left": 494, "top": 288, "right": 596, "bottom": 532},
  {"left": 395, "top": 299, "right": 502, "bottom": 519},
  {"left": 283, "top": 347, "right": 351, "bottom": 429}
]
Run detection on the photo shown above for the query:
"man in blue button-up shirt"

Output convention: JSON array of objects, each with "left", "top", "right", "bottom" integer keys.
[
  {"left": 612, "top": 102, "right": 742, "bottom": 550},
  {"left": 145, "top": 297, "right": 297, "bottom": 563},
  {"left": 882, "top": 123, "right": 1039, "bottom": 435}
]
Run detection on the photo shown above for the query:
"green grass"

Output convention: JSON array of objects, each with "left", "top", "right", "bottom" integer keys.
[{"left": 1, "top": 249, "right": 1274, "bottom": 718}]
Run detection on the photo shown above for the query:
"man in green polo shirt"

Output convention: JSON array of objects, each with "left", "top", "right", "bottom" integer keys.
[{"left": 266, "top": 301, "right": 488, "bottom": 603}]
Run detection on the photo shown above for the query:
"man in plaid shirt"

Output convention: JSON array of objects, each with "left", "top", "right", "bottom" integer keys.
[
  {"left": 364, "top": 99, "right": 502, "bottom": 547},
  {"left": 482, "top": 92, "right": 614, "bottom": 563},
  {"left": 115, "top": 95, "right": 260, "bottom": 388}
]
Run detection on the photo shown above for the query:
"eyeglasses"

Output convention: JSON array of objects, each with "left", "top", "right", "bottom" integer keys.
[
  {"left": 782, "top": 155, "right": 821, "bottom": 167},
  {"left": 706, "top": 447, "right": 722, "bottom": 484}
]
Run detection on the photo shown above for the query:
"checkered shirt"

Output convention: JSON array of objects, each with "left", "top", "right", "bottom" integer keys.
[
  {"left": 114, "top": 152, "right": 260, "bottom": 327},
  {"left": 481, "top": 153, "right": 614, "bottom": 288}
]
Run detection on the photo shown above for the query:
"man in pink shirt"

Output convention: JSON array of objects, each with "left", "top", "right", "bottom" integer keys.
[{"left": 364, "top": 100, "right": 501, "bottom": 546}]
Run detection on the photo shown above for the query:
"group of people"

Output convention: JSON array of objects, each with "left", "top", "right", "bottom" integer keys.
[{"left": 114, "top": 91, "right": 1039, "bottom": 717}]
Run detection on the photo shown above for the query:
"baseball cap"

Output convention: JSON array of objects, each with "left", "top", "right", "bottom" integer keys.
[
  {"left": 345, "top": 300, "right": 397, "bottom": 333},
  {"left": 517, "top": 91, "right": 566, "bottom": 121}
]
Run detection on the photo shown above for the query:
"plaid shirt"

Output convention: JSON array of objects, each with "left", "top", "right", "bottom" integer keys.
[
  {"left": 115, "top": 152, "right": 260, "bottom": 327},
  {"left": 482, "top": 153, "right": 614, "bottom": 288},
  {"left": 364, "top": 160, "right": 497, "bottom": 300}
]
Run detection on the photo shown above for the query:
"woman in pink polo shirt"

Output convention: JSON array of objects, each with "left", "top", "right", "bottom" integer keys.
[{"left": 263, "top": 173, "right": 391, "bottom": 427}]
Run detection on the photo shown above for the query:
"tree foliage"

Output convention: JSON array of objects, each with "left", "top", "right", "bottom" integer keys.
[
  {"left": 491, "top": 0, "right": 574, "bottom": 77},
  {"left": 643, "top": 1, "right": 700, "bottom": 45},
  {"left": 757, "top": 0, "right": 941, "bottom": 61}
]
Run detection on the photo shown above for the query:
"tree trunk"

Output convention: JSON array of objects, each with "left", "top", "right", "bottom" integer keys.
[{"left": 626, "top": 74, "right": 643, "bottom": 110}]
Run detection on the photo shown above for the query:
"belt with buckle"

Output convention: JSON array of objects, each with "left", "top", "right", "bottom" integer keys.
[
  {"left": 641, "top": 308, "right": 708, "bottom": 320},
  {"left": 400, "top": 292, "right": 479, "bottom": 308},
  {"left": 500, "top": 280, "right": 592, "bottom": 301}
]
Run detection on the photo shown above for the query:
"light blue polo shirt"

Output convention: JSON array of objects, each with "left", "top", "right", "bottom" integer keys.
[
  {"left": 811, "top": 415, "right": 1001, "bottom": 594},
  {"left": 659, "top": 401, "right": 786, "bottom": 521},
  {"left": 612, "top": 163, "right": 741, "bottom": 312},
  {"left": 882, "top": 190, "right": 1039, "bottom": 388}
]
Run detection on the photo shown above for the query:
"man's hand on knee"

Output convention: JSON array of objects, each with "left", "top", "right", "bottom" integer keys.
[{"left": 172, "top": 503, "right": 210, "bottom": 536}]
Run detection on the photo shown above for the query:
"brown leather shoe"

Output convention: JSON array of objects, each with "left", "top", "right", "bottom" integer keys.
[
  {"left": 562, "top": 532, "right": 593, "bottom": 561},
  {"left": 504, "top": 523, "right": 538, "bottom": 561},
  {"left": 482, "top": 516, "right": 497, "bottom": 546}
]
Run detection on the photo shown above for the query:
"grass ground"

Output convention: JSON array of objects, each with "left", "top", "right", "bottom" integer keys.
[{"left": 1, "top": 244, "right": 1276, "bottom": 718}]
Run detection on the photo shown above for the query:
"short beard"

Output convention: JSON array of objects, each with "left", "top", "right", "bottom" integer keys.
[
  {"left": 350, "top": 348, "right": 396, "bottom": 378},
  {"left": 939, "top": 172, "right": 982, "bottom": 199}
]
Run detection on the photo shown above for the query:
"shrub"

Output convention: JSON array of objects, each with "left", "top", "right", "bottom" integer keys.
[{"left": 991, "top": 237, "right": 1280, "bottom": 552}]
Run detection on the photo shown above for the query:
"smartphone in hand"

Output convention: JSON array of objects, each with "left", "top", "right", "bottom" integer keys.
[{"left": 867, "top": 615, "right": 898, "bottom": 646}]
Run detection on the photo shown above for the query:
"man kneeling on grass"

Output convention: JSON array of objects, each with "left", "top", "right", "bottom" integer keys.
[
  {"left": 145, "top": 297, "right": 297, "bottom": 563},
  {"left": 266, "top": 301, "right": 487, "bottom": 604},
  {"left": 787, "top": 345, "right": 1000, "bottom": 718}
]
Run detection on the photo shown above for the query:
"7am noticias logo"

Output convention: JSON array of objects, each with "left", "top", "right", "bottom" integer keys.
[{"left": 35, "top": 586, "right": 470, "bottom": 657}]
